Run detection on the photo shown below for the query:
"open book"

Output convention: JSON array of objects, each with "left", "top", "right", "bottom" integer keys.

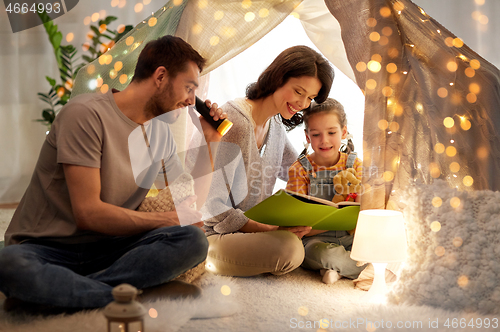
[{"left": 244, "top": 189, "right": 360, "bottom": 231}]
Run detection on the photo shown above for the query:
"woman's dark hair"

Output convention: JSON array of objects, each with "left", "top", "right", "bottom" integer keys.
[
  {"left": 132, "top": 35, "right": 206, "bottom": 82},
  {"left": 245, "top": 45, "right": 334, "bottom": 131},
  {"left": 301, "top": 98, "right": 354, "bottom": 155}
]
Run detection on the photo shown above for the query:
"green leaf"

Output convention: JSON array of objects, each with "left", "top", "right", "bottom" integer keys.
[
  {"left": 90, "top": 26, "right": 100, "bottom": 36},
  {"left": 104, "top": 16, "right": 118, "bottom": 25},
  {"left": 42, "top": 110, "right": 55, "bottom": 123},
  {"left": 51, "top": 31, "right": 63, "bottom": 50},
  {"left": 45, "top": 76, "right": 56, "bottom": 87},
  {"left": 82, "top": 55, "right": 94, "bottom": 63}
]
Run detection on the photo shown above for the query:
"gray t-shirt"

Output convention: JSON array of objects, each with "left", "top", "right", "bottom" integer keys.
[{"left": 5, "top": 90, "right": 182, "bottom": 245}]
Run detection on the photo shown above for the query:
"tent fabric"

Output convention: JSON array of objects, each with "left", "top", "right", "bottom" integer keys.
[
  {"left": 2, "top": 0, "right": 500, "bottom": 204},
  {"left": 325, "top": 0, "right": 500, "bottom": 210}
]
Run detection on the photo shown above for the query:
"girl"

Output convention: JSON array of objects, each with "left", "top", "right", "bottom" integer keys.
[
  {"left": 203, "top": 46, "right": 335, "bottom": 277},
  {"left": 286, "top": 98, "right": 365, "bottom": 284}
]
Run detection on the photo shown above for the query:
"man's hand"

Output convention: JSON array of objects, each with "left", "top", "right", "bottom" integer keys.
[
  {"left": 278, "top": 226, "right": 312, "bottom": 239},
  {"left": 190, "top": 99, "right": 227, "bottom": 143}
]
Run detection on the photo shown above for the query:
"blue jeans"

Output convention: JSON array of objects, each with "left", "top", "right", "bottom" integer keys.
[
  {"left": 0, "top": 226, "right": 208, "bottom": 308},
  {"left": 301, "top": 231, "right": 364, "bottom": 279}
]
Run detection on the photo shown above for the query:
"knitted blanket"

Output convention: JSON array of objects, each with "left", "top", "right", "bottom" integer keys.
[{"left": 389, "top": 180, "right": 500, "bottom": 314}]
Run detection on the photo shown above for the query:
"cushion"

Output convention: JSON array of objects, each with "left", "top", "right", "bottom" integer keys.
[
  {"left": 389, "top": 180, "right": 500, "bottom": 315},
  {"left": 137, "top": 172, "right": 206, "bottom": 283}
]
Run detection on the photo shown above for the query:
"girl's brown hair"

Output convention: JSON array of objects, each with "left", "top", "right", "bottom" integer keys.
[{"left": 246, "top": 45, "right": 334, "bottom": 131}]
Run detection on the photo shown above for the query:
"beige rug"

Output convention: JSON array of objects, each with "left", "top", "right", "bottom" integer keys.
[{"left": 1, "top": 209, "right": 497, "bottom": 331}]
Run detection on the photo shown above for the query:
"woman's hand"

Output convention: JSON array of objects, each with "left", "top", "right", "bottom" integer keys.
[
  {"left": 192, "top": 99, "right": 228, "bottom": 143},
  {"left": 278, "top": 226, "right": 312, "bottom": 239}
]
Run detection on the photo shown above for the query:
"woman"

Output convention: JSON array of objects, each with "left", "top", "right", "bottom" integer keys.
[{"left": 203, "top": 45, "right": 334, "bottom": 277}]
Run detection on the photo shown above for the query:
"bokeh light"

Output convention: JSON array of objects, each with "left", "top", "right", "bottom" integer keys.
[
  {"left": 430, "top": 221, "right": 441, "bottom": 232},
  {"left": 221, "top": 285, "right": 231, "bottom": 296},
  {"left": 432, "top": 196, "right": 443, "bottom": 207}
]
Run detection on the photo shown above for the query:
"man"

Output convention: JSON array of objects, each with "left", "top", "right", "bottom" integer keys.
[{"left": 0, "top": 35, "right": 223, "bottom": 311}]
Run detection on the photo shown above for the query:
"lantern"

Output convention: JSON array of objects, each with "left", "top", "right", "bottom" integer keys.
[{"left": 104, "top": 283, "right": 146, "bottom": 332}]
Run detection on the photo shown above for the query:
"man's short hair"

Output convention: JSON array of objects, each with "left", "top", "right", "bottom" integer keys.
[{"left": 132, "top": 35, "right": 206, "bottom": 82}]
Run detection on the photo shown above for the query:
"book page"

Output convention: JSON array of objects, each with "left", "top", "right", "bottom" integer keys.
[{"left": 284, "top": 190, "right": 360, "bottom": 208}]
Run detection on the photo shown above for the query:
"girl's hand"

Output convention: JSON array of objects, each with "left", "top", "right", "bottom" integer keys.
[{"left": 278, "top": 226, "right": 312, "bottom": 239}]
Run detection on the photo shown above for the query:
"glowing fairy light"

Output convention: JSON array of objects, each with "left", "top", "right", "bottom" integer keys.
[
  {"left": 356, "top": 62, "right": 367, "bottom": 72},
  {"left": 119, "top": 74, "right": 128, "bottom": 85},
  {"left": 149, "top": 308, "right": 158, "bottom": 318},
  {"left": 114, "top": 61, "right": 123, "bottom": 72},
  {"left": 463, "top": 176, "right": 474, "bottom": 187},
  {"left": 367, "top": 60, "right": 381, "bottom": 73},
  {"left": 95, "top": 77, "right": 103, "bottom": 88},
  {"left": 430, "top": 163, "right": 441, "bottom": 178},
  {"left": 378, "top": 119, "right": 388, "bottom": 130},
  {"left": 452, "top": 38, "right": 464, "bottom": 48},
  {"left": 389, "top": 122, "right": 399, "bottom": 132},
  {"left": 465, "top": 67, "right": 475, "bottom": 77},
  {"left": 134, "top": 3, "right": 143, "bottom": 12},
  {"left": 469, "top": 83, "right": 480, "bottom": 94},
  {"left": 369, "top": 32, "right": 381, "bottom": 42},
  {"left": 477, "top": 147, "right": 488, "bottom": 159},
  {"left": 434, "top": 143, "right": 445, "bottom": 154},
  {"left": 210, "top": 36, "right": 220, "bottom": 46},
  {"left": 259, "top": 8, "right": 269, "bottom": 17},
  {"left": 221, "top": 285, "right": 231, "bottom": 296},
  {"left": 446, "top": 61, "right": 458, "bottom": 72},
  {"left": 88, "top": 79, "right": 98, "bottom": 90},
  {"left": 380, "top": 7, "right": 391, "bottom": 17},
  {"left": 453, "top": 237, "right": 463, "bottom": 247},
  {"left": 443, "top": 117, "right": 454, "bottom": 128},
  {"left": 198, "top": 0, "right": 208, "bottom": 9},
  {"left": 460, "top": 119, "right": 471, "bottom": 131},
  {"left": 383, "top": 171, "right": 394, "bottom": 181},
  {"left": 450, "top": 197, "right": 461, "bottom": 208},
  {"left": 449, "top": 162, "right": 460, "bottom": 173},
  {"left": 446, "top": 146, "right": 457, "bottom": 157},
  {"left": 432, "top": 196, "right": 442, "bottom": 207},
  {"left": 382, "top": 86, "right": 393, "bottom": 97},
  {"left": 457, "top": 275, "right": 469, "bottom": 287},
  {"left": 386, "top": 63, "right": 397, "bottom": 73},
  {"left": 148, "top": 17, "right": 158, "bottom": 27},
  {"left": 241, "top": 0, "right": 252, "bottom": 9},
  {"left": 430, "top": 221, "right": 441, "bottom": 232},
  {"left": 192, "top": 24, "right": 203, "bottom": 34},
  {"left": 220, "top": 26, "right": 237, "bottom": 38},
  {"left": 366, "top": 79, "right": 377, "bottom": 89},
  {"left": 366, "top": 18, "right": 377, "bottom": 27},
  {"left": 382, "top": 27, "right": 393, "bottom": 36},
  {"left": 437, "top": 87, "right": 448, "bottom": 98},
  {"left": 435, "top": 246, "right": 445, "bottom": 256},
  {"left": 86, "top": 64, "right": 95, "bottom": 75},
  {"left": 214, "top": 11, "right": 224, "bottom": 20},
  {"left": 470, "top": 59, "right": 481, "bottom": 69},
  {"left": 245, "top": 12, "right": 256, "bottom": 21}
]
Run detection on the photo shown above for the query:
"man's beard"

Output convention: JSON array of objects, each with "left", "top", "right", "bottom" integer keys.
[{"left": 145, "top": 80, "right": 176, "bottom": 118}]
